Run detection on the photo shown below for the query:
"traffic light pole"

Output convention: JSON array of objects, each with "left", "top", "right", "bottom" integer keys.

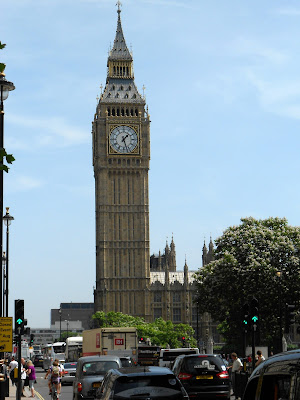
[
  {"left": 252, "top": 324, "right": 256, "bottom": 371},
  {"left": 16, "top": 330, "right": 21, "bottom": 400}
]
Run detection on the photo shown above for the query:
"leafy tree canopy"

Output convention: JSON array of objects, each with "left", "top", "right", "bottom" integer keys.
[
  {"left": 0, "top": 40, "right": 15, "bottom": 172},
  {"left": 194, "top": 217, "right": 300, "bottom": 352},
  {"left": 92, "top": 311, "right": 196, "bottom": 348}
]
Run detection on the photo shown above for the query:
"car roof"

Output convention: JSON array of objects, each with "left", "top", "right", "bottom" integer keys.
[
  {"left": 78, "top": 355, "right": 121, "bottom": 363},
  {"left": 108, "top": 366, "right": 175, "bottom": 378},
  {"left": 251, "top": 349, "right": 300, "bottom": 378},
  {"left": 177, "top": 353, "right": 220, "bottom": 359}
]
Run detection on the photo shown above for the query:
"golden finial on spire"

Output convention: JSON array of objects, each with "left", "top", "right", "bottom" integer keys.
[
  {"left": 116, "top": 0, "right": 122, "bottom": 12},
  {"left": 100, "top": 84, "right": 103, "bottom": 94},
  {"left": 142, "top": 84, "right": 146, "bottom": 98},
  {"left": 96, "top": 95, "right": 99, "bottom": 103}
]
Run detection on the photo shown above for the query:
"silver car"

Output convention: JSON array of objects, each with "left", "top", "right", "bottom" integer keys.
[
  {"left": 73, "top": 355, "right": 122, "bottom": 400},
  {"left": 62, "top": 362, "right": 77, "bottom": 385}
]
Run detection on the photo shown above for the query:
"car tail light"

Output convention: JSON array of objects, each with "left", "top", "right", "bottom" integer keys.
[
  {"left": 216, "top": 371, "right": 229, "bottom": 379},
  {"left": 178, "top": 373, "right": 193, "bottom": 380},
  {"left": 64, "top": 371, "right": 68, "bottom": 375},
  {"left": 77, "top": 383, "right": 82, "bottom": 392}
]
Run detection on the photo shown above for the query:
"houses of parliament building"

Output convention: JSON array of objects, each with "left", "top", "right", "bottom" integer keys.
[{"left": 92, "top": 4, "right": 220, "bottom": 344}]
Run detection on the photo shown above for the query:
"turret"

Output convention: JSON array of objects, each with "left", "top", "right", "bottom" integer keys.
[
  {"left": 207, "top": 237, "right": 214, "bottom": 264},
  {"left": 202, "top": 240, "right": 208, "bottom": 267}
]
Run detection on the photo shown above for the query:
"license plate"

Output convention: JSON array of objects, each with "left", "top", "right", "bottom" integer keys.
[
  {"left": 92, "top": 383, "right": 101, "bottom": 388},
  {"left": 196, "top": 375, "right": 213, "bottom": 380}
]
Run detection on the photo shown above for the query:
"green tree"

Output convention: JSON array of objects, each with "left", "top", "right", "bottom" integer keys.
[
  {"left": 194, "top": 217, "right": 300, "bottom": 352},
  {"left": 0, "top": 41, "right": 15, "bottom": 172},
  {"left": 92, "top": 311, "right": 196, "bottom": 348}
]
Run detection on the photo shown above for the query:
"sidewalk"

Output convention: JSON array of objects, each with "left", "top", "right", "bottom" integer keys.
[{"left": 6, "top": 380, "right": 29, "bottom": 400}]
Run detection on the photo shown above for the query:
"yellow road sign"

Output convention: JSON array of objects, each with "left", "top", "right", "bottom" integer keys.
[{"left": 0, "top": 317, "right": 13, "bottom": 352}]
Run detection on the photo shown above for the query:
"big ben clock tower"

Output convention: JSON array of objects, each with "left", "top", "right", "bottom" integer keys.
[{"left": 92, "top": 4, "right": 151, "bottom": 320}]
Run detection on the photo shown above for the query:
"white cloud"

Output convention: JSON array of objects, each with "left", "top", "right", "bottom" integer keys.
[
  {"left": 142, "top": 0, "right": 194, "bottom": 8},
  {"left": 6, "top": 114, "right": 88, "bottom": 147},
  {"left": 275, "top": 7, "right": 300, "bottom": 16},
  {"left": 7, "top": 175, "right": 44, "bottom": 193},
  {"left": 231, "top": 37, "right": 288, "bottom": 66},
  {"left": 245, "top": 70, "right": 300, "bottom": 119}
]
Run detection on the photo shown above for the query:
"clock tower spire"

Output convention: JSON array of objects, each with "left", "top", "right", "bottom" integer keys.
[{"left": 93, "top": 6, "right": 151, "bottom": 320}]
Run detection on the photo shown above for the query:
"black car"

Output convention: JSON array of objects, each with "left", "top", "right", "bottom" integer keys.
[
  {"left": 172, "top": 354, "right": 230, "bottom": 399},
  {"left": 243, "top": 349, "right": 300, "bottom": 399},
  {"left": 96, "top": 366, "right": 189, "bottom": 399},
  {"left": 73, "top": 355, "right": 122, "bottom": 400},
  {"left": 32, "top": 354, "right": 44, "bottom": 368}
]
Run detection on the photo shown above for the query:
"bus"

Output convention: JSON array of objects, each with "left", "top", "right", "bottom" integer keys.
[
  {"left": 159, "top": 348, "right": 199, "bottom": 368},
  {"left": 65, "top": 336, "right": 83, "bottom": 362},
  {"left": 137, "top": 345, "right": 161, "bottom": 366},
  {"left": 42, "top": 342, "right": 66, "bottom": 371}
]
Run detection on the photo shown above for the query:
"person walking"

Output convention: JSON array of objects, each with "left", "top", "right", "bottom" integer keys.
[
  {"left": 8, "top": 356, "right": 17, "bottom": 386},
  {"left": 255, "top": 350, "right": 265, "bottom": 367},
  {"left": 20, "top": 358, "right": 28, "bottom": 397},
  {"left": 229, "top": 352, "right": 243, "bottom": 400},
  {"left": 26, "top": 360, "right": 36, "bottom": 398}
]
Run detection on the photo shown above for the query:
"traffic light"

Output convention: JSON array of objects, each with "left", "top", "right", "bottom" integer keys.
[
  {"left": 182, "top": 336, "right": 186, "bottom": 347},
  {"left": 285, "top": 304, "right": 296, "bottom": 333},
  {"left": 250, "top": 297, "right": 259, "bottom": 325},
  {"left": 30, "top": 333, "right": 34, "bottom": 345},
  {"left": 15, "top": 299, "right": 24, "bottom": 333},
  {"left": 139, "top": 337, "right": 144, "bottom": 343},
  {"left": 242, "top": 303, "right": 250, "bottom": 330}
]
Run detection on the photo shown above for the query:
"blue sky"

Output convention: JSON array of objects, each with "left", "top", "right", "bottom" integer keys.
[{"left": 2, "top": 0, "right": 300, "bottom": 328}]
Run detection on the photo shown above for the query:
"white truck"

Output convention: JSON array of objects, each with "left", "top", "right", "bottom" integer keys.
[
  {"left": 82, "top": 327, "right": 138, "bottom": 363},
  {"left": 65, "top": 336, "right": 83, "bottom": 362}
]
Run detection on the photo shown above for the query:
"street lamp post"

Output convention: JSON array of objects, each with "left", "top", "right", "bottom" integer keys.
[
  {"left": 65, "top": 320, "right": 69, "bottom": 338},
  {"left": 0, "top": 71, "right": 15, "bottom": 317},
  {"left": 59, "top": 307, "right": 62, "bottom": 341},
  {"left": 3, "top": 207, "right": 13, "bottom": 317},
  {"left": 2, "top": 252, "right": 5, "bottom": 316},
  {"left": 277, "top": 271, "right": 283, "bottom": 352}
]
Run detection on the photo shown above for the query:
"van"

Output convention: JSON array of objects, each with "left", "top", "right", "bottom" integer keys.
[
  {"left": 243, "top": 349, "right": 300, "bottom": 399},
  {"left": 159, "top": 348, "right": 199, "bottom": 368}
]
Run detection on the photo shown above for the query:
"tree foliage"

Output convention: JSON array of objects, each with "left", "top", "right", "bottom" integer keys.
[
  {"left": 92, "top": 311, "right": 196, "bottom": 348},
  {"left": 0, "top": 41, "right": 15, "bottom": 172},
  {"left": 194, "top": 217, "right": 300, "bottom": 352}
]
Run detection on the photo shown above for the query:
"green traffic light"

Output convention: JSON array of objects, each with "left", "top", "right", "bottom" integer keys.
[
  {"left": 252, "top": 316, "right": 258, "bottom": 323},
  {"left": 16, "top": 318, "right": 23, "bottom": 325},
  {"left": 243, "top": 319, "right": 248, "bottom": 325}
]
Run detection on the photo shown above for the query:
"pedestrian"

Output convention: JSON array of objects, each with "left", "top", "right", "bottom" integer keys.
[
  {"left": 229, "top": 352, "right": 243, "bottom": 400},
  {"left": 20, "top": 358, "right": 28, "bottom": 397},
  {"left": 26, "top": 360, "right": 36, "bottom": 398},
  {"left": 8, "top": 356, "right": 18, "bottom": 386},
  {"left": 255, "top": 350, "right": 265, "bottom": 367},
  {"left": 0, "top": 359, "right": 8, "bottom": 400}
]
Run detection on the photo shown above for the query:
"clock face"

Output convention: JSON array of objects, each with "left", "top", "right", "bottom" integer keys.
[{"left": 110, "top": 126, "right": 138, "bottom": 154}]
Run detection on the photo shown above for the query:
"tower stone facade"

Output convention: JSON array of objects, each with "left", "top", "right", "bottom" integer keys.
[
  {"left": 93, "top": 6, "right": 151, "bottom": 320},
  {"left": 92, "top": 6, "right": 222, "bottom": 344}
]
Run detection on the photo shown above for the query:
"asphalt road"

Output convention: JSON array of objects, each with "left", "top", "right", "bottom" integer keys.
[
  {"left": 32, "top": 368, "right": 73, "bottom": 400},
  {"left": 32, "top": 367, "right": 239, "bottom": 400}
]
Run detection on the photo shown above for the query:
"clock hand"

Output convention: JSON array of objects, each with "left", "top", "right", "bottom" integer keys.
[{"left": 121, "top": 135, "right": 129, "bottom": 152}]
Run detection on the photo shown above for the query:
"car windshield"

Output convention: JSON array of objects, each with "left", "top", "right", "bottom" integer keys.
[
  {"left": 114, "top": 375, "right": 182, "bottom": 393},
  {"left": 183, "top": 356, "right": 225, "bottom": 374},
  {"left": 120, "top": 358, "right": 132, "bottom": 367},
  {"left": 64, "top": 363, "right": 77, "bottom": 369},
  {"left": 82, "top": 361, "right": 118, "bottom": 376}
]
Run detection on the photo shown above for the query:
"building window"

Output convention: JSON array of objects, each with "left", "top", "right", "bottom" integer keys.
[
  {"left": 173, "top": 293, "right": 181, "bottom": 303},
  {"left": 173, "top": 308, "right": 181, "bottom": 322},
  {"left": 154, "top": 308, "right": 162, "bottom": 320},
  {"left": 154, "top": 293, "right": 162, "bottom": 303}
]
